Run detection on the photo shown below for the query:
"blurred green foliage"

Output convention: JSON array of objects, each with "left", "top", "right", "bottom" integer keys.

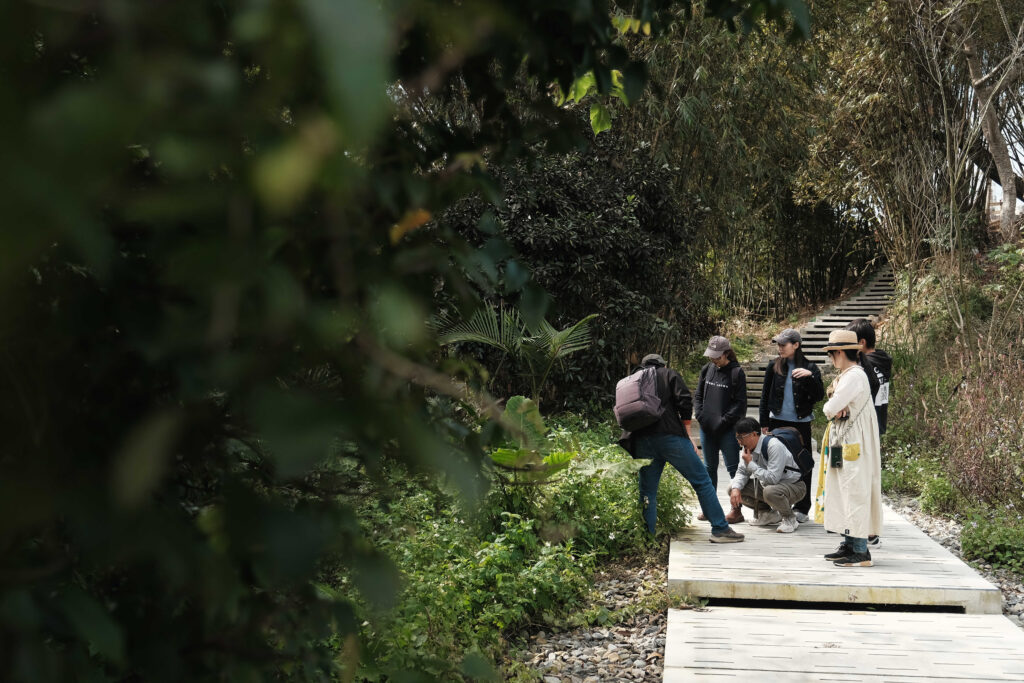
[{"left": 0, "top": 0, "right": 808, "bottom": 679}]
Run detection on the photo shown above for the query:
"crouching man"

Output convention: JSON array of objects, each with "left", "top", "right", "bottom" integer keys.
[{"left": 729, "top": 417, "right": 806, "bottom": 534}]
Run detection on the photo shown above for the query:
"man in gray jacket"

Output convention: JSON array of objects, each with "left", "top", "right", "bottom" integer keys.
[{"left": 729, "top": 417, "right": 806, "bottom": 533}]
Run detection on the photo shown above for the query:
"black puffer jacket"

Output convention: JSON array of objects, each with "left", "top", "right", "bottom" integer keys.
[
  {"left": 759, "top": 356, "right": 825, "bottom": 425},
  {"left": 617, "top": 362, "right": 692, "bottom": 457},
  {"left": 694, "top": 361, "right": 746, "bottom": 434}
]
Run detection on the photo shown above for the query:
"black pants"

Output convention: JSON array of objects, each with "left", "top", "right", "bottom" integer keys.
[{"left": 769, "top": 418, "right": 814, "bottom": 514}]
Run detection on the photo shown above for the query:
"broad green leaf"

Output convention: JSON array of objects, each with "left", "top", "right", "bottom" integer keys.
[
  {"left": 502, "top": 396, "right": 547, "bottom": 451},
  {"left": 568, "top": 72, "right": 597, "bottom": 103},
  {"left": 352, "top": 552, "right": 401, "bottom": 611},
  {"left": 542, "top": 450, "right": 576, "bottom": 473},
  {"left": 111, "top": 410, "right": 181, "bottom": 509},
  {"left": 59, "top": 588, "right": 125, "bottom": 665},
  {"left": 590, "top": 103, "right": 612, "bottom": 134},
  {"left": 488, "top": 447, "right": 537, "bottom": 469},
  {"left": 300, "top": 0, "right": 391, "bottom": 142}
]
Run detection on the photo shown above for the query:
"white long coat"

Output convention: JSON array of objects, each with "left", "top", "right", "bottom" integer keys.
[{"left": 822, "top": 365, "right": 883, "bottom": 539}]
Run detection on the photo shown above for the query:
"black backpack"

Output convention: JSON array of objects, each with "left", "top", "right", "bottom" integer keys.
[{"left": 764, "top": 426, "right": 814, "bottom": 475}]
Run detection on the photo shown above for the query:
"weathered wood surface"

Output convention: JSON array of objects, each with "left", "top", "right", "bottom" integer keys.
[
  {"left": 664, "top": 607, "right": 1024, "bottom": 681},
  {"left": 670, "top": 454, "right": 1002, "bottom": 614}
]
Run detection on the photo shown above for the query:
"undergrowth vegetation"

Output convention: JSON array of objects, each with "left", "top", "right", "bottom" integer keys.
[
  {"left": 880, "top": 250, "right": 1024, "bottom": 574},
  {"left": 338, "top": 417, "right": 691, "bottom": 680}
]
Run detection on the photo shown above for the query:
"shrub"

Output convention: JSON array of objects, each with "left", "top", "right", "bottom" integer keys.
[
  {"left": 880, "top": 442, "right": 945, "bottom": 497},
  {"left": 342, "top": 415, "right": 689, "bottom": 679},
  {"left": 939, "top": 344, "right": 1024, "bottom": 505},
  {"left": 442, "top": 126, "right": 714, "bottom": 411},
  {"left": 919, "top": 473, "right": 960, "bottom": 514},
  {"left": 961, "top": 508, "right": 1024, "bottom": 575}
]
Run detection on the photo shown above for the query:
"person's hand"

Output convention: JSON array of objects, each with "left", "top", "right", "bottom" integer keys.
[
  {"left": 729, "top": 489, "right": 742, "bottom": 508},
  {"left": 835, "top": 407, "right": 850, "bottom": 419},
  {"left": 792, "top": 368, "right": 812, "bottom": 379},
  {"left": 741, "top": 448, "right": 752, "bottom": 465}
]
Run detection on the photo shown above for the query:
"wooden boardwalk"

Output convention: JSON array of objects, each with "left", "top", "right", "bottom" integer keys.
[
  {"left": 662, "top": 462, "right": 1023, "bottom": 680},
  {"left": 669, "top": 484, "right": 1001, "bottom": 614},
  {"left": 664, "top": 607, "right": 1024, "bottom": 681},
  {"left": 664, "top": 266, "right": 1024, "bottom": 679}
]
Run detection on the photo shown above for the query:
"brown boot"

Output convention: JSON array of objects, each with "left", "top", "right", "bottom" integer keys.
[{"left": 724, "top": 505, "right": 745, "bottom": 524}]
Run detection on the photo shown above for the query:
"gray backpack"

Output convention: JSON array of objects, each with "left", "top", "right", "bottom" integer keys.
[{"left": 614, "top": 366, "right": 665, "bottom": 431}]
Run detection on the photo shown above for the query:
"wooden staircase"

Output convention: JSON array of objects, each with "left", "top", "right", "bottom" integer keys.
[{"left": 743, "top": 268, "right": 895, "bottom": 417}]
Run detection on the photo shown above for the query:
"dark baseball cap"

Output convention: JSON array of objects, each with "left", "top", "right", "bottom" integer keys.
[
  {"left": 772, "top": 328, "right": 801, "bottom": 345},
  {"left": 641, "top": 353, "right": 666, "bottom": 366}
]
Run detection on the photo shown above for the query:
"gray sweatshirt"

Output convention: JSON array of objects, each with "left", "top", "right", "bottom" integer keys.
[{"left": 730, "top": 434, "right": 802, "bottom": 489}]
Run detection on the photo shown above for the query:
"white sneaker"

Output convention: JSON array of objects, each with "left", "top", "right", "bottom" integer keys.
[
  {"left": 777, "top": 516, "right": 799, "bottom": 533},
  {"left": 794, "top": 511, "right": 810, "bottom": 524},
  {"left": 750, "top": 510, "right": 782, "bottom": 526}
]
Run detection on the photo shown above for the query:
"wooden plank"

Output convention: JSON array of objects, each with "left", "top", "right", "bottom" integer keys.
[
  {"left": 670, "top": 459, "right": 1002, "bottom": 614},
  {"left": 664, "top": 607, "right": 1024, "bottom": 681}
]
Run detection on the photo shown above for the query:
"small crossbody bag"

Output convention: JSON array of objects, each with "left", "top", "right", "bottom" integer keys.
[{"left": 828, "top": 394, "right": 870, "bottom": 470}]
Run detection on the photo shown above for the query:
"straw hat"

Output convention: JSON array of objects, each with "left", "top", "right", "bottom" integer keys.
[{"left": 822, "top": 329, "right": 862, "bottom": 351}]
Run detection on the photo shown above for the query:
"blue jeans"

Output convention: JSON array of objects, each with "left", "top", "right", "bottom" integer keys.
[
  {"left": 843, "top": 535, "right": 867, "bottom": 553},
  {"left": 699, "top": 426, "right": 740, "bottom": 490},
  {"left": 635, "top": 433, "right": 729, "bottom": 534}
]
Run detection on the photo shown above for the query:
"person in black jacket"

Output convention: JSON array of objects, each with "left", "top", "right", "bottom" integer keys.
[
  {"left": 618, "top": 354, "right": 744, "bottom": 543},
  {"left": 845, "top": 318, "right": 892, "bottom": 435},
  {"left": 694, "top": 336, "right": 746, "bottom": 524},
  {"left": 759, "top": 328, "right": 825, "bottom": 520},
  {"left": 846, "top": 318, "right": 892, "bottom": 547}
]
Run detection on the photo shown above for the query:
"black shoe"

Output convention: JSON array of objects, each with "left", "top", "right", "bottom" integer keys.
[
  {"left": 868, "top": 535, "right": 880, "bottom": 546},
  {"left": 824, "top": 543, "right": 852, "bottom": 561},
  {"left": 834, "top": 550, "right": 872, "bottom": 567}
]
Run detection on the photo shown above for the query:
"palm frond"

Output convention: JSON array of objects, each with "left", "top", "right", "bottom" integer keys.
[
  {"left": 436, "top": 305, "right": 524, "bottom": 355},
  {"left": 527, "top": 314, "right": 598, "bottom": 360}
]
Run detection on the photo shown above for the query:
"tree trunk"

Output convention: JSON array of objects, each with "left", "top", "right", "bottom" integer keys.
[{"left": 963, "top": 38, "right": 1019, "bottom": 242}]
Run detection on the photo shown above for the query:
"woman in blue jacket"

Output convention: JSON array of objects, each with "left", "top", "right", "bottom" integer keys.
[
  {"left": 759, "top": 328, "right": 825, "bottom": 521},
  {"left": 694, "top": 336, "right": 747, "bottom": 523}
]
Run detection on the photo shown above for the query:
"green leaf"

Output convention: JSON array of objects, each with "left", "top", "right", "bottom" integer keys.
[
  {"left": 590, "top": 103, "right": 612, "bottom": 134},
  {"left": 59, "top": 588, "right": 125, "bottom": 666},
  {"left": 622, "top": 63, "right": 646, "bottom": 105},
  {"left": 488, "top": 447, "right": 536, "bottom": 469},
  {"left": 502, "top": 396, "right": 547, "bottom": 451},
  {"left": 542, "top": 450, "right": 576, "bottom": 473},
  {"left": 503, "top": 258, "right": 530, "bottom": 293},
  {"left": 111, "top": 410, "right": 181, "bottom": 509},
  {"left": 460, "top": 650, "right": 499, "bottom": 681},
  {"left": 518, "top": 283, "right": 550, "bottom": 329},
  {"left": 300, "top": 0, "right": 391, "bottom": 142},
  {"left": 436, "top": 304, "right": 524, "bottom": 356},
  {"left": 568, "top": 72, "right": 597, "bottom": 103},
  {"left": 352, "top": 552, "right": 402, "bottom": 611}
]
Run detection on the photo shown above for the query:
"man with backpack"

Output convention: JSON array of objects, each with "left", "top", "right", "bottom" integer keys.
[
  {"left": 846, "top": 317, "right": 892, "bottom": 548},
  {"left": 729, "top": 417, "right": 807, "bottom": 534},
  {"left": 616, "top": 354, "right": 745, "bottom": 543}
]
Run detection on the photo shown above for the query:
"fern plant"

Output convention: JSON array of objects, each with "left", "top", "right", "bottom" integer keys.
[{"left": 436, "top": 304, "right": 598, "bottom": 404}]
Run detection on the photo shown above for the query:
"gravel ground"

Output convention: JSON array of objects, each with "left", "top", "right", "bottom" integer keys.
[
  {"left": 517, "top": 497, "right": 1024, "bottom": 681},
  {"left": 513, "top": 556, "right": 670, "bottom": 682}
]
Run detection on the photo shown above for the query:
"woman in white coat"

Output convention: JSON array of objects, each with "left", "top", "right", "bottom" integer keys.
[{"left": 820, "top": 330, "right": 883, "bottom": 567}]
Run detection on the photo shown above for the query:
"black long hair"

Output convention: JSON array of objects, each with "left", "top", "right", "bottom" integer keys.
[{"left": 773, "top": 345, "right": 808, "bottom": 375}]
